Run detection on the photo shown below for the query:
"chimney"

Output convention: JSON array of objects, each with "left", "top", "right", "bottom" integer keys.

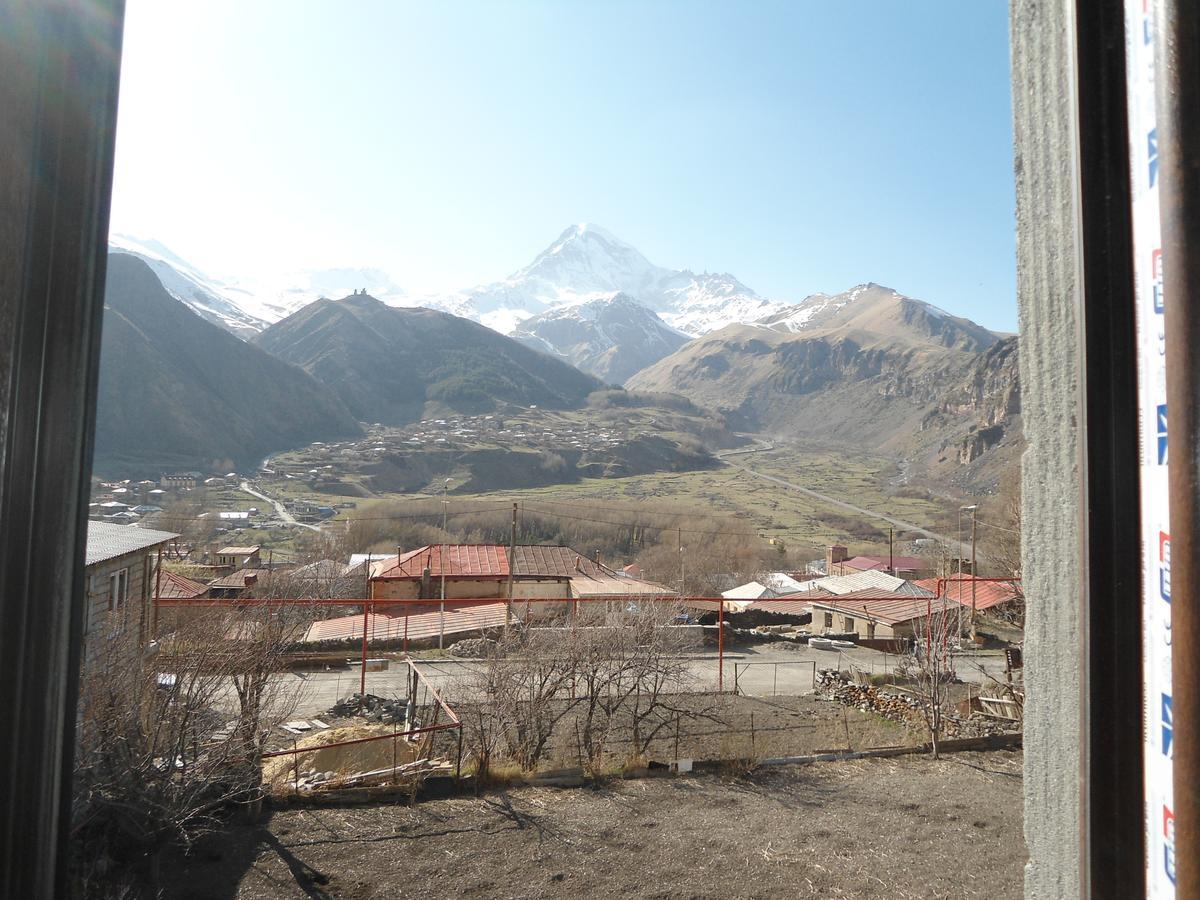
[
  {"left": 826, "top": 544, "right": 848, "bottom": 574},
  {"left": 574, "top": 556, "right": 582, "bottom": 572},
  {"left": 421, "top": 566, "right": 431, "bottom": 599}
]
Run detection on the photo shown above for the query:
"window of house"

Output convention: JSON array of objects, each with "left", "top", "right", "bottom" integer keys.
[
  {"left": 823, "top": 612, "right": 833, "bottom": 629},
  {"left": 845, "top": 616, "right": 855, "bottom": 632},
  {"left": 108, "top": 568, "right": 128, "bottom": 611}
]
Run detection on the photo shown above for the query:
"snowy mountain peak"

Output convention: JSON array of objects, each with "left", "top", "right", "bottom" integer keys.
[
  {"left": 552, "top": 222, "right": 623, "bottom": 246},
  {"left": 441, "top": 223, "right": 784, "bottom": 338},
  {"left": 510, "top": 291, "right": 690, "bottom": 384}
]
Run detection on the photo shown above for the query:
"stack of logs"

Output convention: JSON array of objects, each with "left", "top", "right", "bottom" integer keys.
[
  {"left": 816, "top": 669, "right": 923, "bottom": 728},
  {"left": 814, "top": 669, "right": 1017, "bottom": 738}
]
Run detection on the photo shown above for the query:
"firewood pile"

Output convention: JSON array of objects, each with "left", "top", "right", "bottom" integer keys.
[
  {"left": 816, "top": 669, "right": 922, "bottom": 726},
  {"left": 814, "top": 669, "right": 1018, "bottom": 738}
]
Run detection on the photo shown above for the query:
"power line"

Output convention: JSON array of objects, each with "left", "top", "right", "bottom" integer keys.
[{"left": 973, "top": 518, "right": 1020, "bottom": 536}]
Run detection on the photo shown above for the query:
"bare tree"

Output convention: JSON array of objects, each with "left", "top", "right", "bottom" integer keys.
[
  {"left": 223, "top": 602, "right": 314, "bottom": 768},
  {"left": 897, "top": 598, "right": 958, "bottom": 758},
  {"left": 983, "top": 468, "right": 1022, "bottom": 579},
  {"left": 456, "top": 600, "right": 704, "bottom": 777}
]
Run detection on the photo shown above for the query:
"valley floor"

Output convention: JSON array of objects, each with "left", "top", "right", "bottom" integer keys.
[{"left": 160, "top": 751, "right": 1025, "bottom": 899}]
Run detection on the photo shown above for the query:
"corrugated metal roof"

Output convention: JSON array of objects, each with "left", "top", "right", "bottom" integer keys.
[
  {"left": 208, "top": 568, "right": 274, "bottom": 590},
  {"left": 760, "top": 572, "right": 809, "bottom": 593},
  {"left": 836, "top": 555, "right": 925, "bottom": 572},
  {"left": 155, "top": 570, "right": 209, "bottom": 600},
  {"left": 568, "top": 575, "right": 674, "bottom": 597},
  {"left": 86, "top": 521, "right": 179, "bottom": 567},
  {"left": 377, "top": 545, "right": 510, "bottom": 578},
  {"left": 722, "top": 581, "right": 775, "bottom": 600},
  {"left": 796, "top": 569, "right": 911, "bottom": 595},
  {"left": 513, "top": 545, "right": 606, "bottom": 577},
  {"left": 302, "top": 602, "right": 511, "bottom": 643},
  {"left": 825, "top": 588, "right": 934, "bottom": 601},
  {"left": 374, "top": 544, "right": 611, "bottom": 580},
  {"left": 217, "top": 545, "right": 260, "bottom": 555},
  {"left": 914, "top": 576, "right": 1022, "bottom": 611},
  {"left": 808, "top": 594, "right": 954, "bottom": 626}
]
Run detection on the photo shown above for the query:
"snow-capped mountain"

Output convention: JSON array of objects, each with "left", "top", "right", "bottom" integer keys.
[
  {"left": 509, "top": 292, "right": 691, "bottom": 385},
  {"left": 435, "top": 223, "right": 784, "bottom": 337},
  {"left": 750, "top": 282, "right": 999, "bottom": 351},
  {"left": 107, "top": 235, "right": 408, "bottom": 337},
  {"left": 108, "top": 234, "right": 271, "bottom": 338}
]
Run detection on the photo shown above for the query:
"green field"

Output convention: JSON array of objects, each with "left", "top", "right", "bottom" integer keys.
[{"left": 253, "top": 441, "right": 953, "bottom": 563}]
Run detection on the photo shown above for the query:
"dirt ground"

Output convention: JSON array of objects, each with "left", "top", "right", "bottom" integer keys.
[{"left": 161, "top": 750, "right": 1025, "bottom": 899}]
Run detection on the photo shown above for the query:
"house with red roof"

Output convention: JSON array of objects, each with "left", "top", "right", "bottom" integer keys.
[
  {"left": 368, "top": 544, "right": 671, "bottom": 606},
  {"left": 913, "top": 575, "right": 1024, "bottom": 615},
  {"left": 825, "top": 544, "right": 931, "bottom": 580}
]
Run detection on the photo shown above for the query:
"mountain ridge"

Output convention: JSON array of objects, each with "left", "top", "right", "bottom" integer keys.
[
  {"left": 253, "top": 293, "right": 604, "bottom": 425},
  {"left": 94, "top": 254, "right": 363, "bottom": 477},
  {"left": 509, "top": 292, "right": 690, "bottom": 384},
  {"left": 626, "top": 282, "right": 1019, "bottom": 488}
]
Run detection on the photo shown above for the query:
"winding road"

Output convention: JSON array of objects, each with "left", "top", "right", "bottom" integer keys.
[{"left": 240, "top": 480, "right": 322, "bottom": 533}]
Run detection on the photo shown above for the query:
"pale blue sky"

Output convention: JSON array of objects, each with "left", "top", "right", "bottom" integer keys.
[{"left": 110, "top": 1, "right": 1017, "bottom": 330}]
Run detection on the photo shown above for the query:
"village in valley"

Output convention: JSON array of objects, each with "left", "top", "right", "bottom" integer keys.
[{"left": 79, "top": 422, "right": 1026, "bottom": 896}]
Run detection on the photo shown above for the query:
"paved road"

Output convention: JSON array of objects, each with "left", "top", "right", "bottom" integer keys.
[
  {"left": 239, "top": 480, "right": 322, "bottom": 532},
  {"left": 219, "top": 643, "right": 1012, "bottom": 719}
]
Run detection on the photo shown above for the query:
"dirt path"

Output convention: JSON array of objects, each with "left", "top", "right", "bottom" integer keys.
[
  {"left": 719, "top": 457, "right": 957, "bottom": 546},
  {"left": 162, "top": 750, "right": 1024, "bottom": 899},
  {"left": 240, "top": 480, "right": 322, "bottom": 533}
]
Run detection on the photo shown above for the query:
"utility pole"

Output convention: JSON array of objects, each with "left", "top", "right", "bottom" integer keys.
[
  {"left": 969, "top": 505, "right": 979, "bottom": 643},
  {"left": 440, "top": 478, "right": 449, "bottom": 649},
  {"left": 957, "top": 504, "right": 977, "bottom": 641},
  {"left": 956, "top": 507, "right": 964, "bottom": 638},
  {"left": 888, "top": 526, "right": 894, "bottom": 575},
  {"left": 678, "top": 527, "right": 684, "bottom": 594},
  {"left": 506, "top": 502, "right": 516, "bottom": 630}
]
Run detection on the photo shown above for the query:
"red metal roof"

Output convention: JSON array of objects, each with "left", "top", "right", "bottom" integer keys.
[
  {"left": 154, "top": 570, "right": 209, "bottom": 600},
  {"left": 376, "top": 545, "right": 509, "bottom": 578},
  {"left": 913, "top": 576, "right": 1023, "bottom": 611},
  {"left": 374, "top": 544, "right": 606, "bottom": 580},
  {"left": 837, "top": 555, "right": 925, "bottom": 573}
]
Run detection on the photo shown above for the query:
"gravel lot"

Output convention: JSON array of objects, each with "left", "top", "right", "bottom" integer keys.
[{"left": 161, "top": 750, "right": 1025, "bottom": 899}]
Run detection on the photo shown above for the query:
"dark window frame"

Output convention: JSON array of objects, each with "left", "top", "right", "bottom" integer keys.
[{"left": 0, "top": 0, "right": 1186, "bottom": 894}]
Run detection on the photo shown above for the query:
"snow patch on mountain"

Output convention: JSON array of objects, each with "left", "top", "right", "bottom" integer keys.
[
  {"left": 108, "top": 235, "right": 411, "bottom": 338},
  {"left": 108, "top": 234, "right": 271, "bottom": 338},
  {"left": 445, "top": 224, "right": 785, "bottom": 337},
  {"left": 510, "top": 291, "right": 691, "bottom": 384}
]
